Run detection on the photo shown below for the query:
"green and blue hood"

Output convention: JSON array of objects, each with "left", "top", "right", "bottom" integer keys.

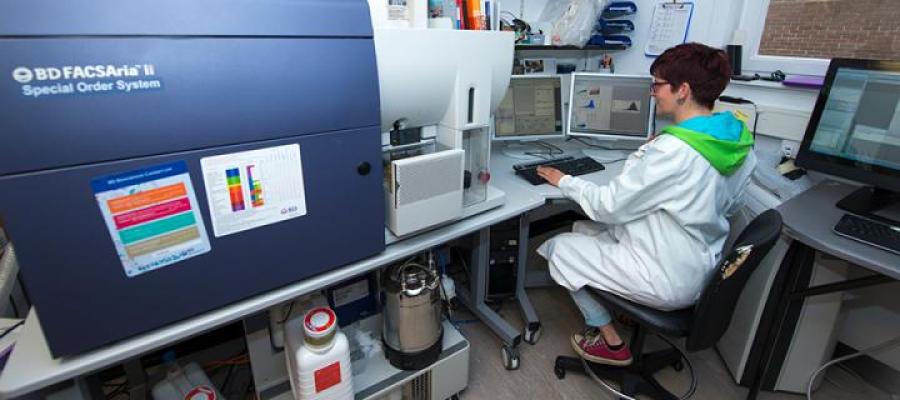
[{"left": 661, "top": 111, "right": 754, "bottom": 176}]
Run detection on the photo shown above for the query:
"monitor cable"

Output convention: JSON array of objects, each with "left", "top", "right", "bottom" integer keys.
[
  {"left": 535, "top": 140, "right": 565, "bottom": 156},
  {"left": 806, "top": 334, "right": 900, "bottom": 400}
]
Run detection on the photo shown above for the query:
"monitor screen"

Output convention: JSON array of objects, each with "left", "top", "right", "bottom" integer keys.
[
  {"left": 493, "top": 76, "right": 564, "bottom": 140},
  {"left": 807, "top": 68, "right": 900, "bottom": 170},
  {"left": 797, "top": 59, "right": 900, "bottom": 192},
  {"left": 567, "top": 73, "right": 652, "bottom": 140}
]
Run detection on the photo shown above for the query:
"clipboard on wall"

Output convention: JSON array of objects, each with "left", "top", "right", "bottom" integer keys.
[{"left": 645, "top": 1, "right": 695, "bottom": 57}]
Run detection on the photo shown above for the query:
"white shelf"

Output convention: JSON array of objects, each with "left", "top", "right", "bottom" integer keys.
[{"left": 271, "top": 318, "right": 468, "bottom": 400}]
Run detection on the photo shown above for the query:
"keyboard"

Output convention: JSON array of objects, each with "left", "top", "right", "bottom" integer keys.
[
  {"left": 833, "top": 213, "right": 900, "bottom": 255},
  {"left": 513, "top": 156, "right": 605, "bottom": 185}
]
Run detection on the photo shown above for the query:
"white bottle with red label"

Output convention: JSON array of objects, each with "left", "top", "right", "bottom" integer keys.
[
  {"left": 151, "top": 360, "right": 224, "bottom": 400},
  {"left": 285, "top": 306, "right": 354, "bottom": 400}
]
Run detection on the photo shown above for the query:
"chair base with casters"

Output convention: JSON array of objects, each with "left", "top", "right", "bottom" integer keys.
[
  {"left": 553, "top": 294, "right": 693, "bottom": 400},
  {"left": 550, "top": 209, "right": 784, "bottom": 400},
  {"left": 554, "top": 352, "right": 683, "bottom": 400}
]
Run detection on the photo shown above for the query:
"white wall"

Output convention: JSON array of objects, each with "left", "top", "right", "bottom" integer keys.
[
  {"left": 500, "top": 0, "right": 744, "bottom": 74},
  {"left": 502, "top": 0, "right": 821, "bottom": 141}
]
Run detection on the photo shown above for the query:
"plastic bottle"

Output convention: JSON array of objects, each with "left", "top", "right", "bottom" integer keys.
[
  {"left": 152, "top": 352, "right": 224, "bottom": 400},
  {"left": 286, "top": 307, "right": 354, "bottom": 400}
]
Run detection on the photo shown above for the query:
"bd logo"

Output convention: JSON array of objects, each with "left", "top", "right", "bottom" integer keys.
[{"left": 12, "top": 67, "right": 33, "bottom": 83}]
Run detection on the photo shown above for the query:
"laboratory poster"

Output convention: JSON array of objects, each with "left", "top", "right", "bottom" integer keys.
[
  {"left": 92, "top": 161, "right": 212, "bottom": 278},
  {"left": 200, "top": 144, "right": 307, "bottom": 237}
]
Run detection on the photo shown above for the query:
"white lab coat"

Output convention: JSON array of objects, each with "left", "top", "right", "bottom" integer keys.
[{"left": 537, "top": 134, "right": 756, "bottom": 310}]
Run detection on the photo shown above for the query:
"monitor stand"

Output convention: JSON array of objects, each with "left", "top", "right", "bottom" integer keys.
[
  {"left": 500, "top": 141, "right": 566, "bottom": 160},
  {"left": 837, "top": 186, "right": 900, "bottom": 226},
  {"left": 577, "top": 137, "right": 641, "bottom": 162},
  {"left": 582, "top": 148, "right": 629, "bottom": 162}
]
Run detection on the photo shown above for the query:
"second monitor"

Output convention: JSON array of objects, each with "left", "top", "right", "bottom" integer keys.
[
  {"left": 567, "top": 73, "right": 654, "bottom": 142},
  {"left": 493, "top": 75, "right": 564, "bottom": 141}
]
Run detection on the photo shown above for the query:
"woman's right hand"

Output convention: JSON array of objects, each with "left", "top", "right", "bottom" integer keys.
[{"left": 536, "top": 166, "right": 566, "bottom": 187}]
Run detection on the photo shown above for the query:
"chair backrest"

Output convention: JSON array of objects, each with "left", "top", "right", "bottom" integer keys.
[{"left": 685, "top": 209, "right": 783, "bottom": 352}]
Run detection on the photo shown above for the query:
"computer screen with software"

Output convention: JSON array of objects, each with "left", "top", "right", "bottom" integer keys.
[
  {"left": 493, "top": 75, "right": 564, "bottom": 141},
  {"left": 797, "top": 59, "right": 900, "bottom": 197},
  {"left": 805, "top": 65, "right": 900, "bottom": 174},
  {"left": 566, "top": 73, "right": 653, "bottom": 141},
  {"left": 796, "top": 59, "right": 900, "bottom": 250}
]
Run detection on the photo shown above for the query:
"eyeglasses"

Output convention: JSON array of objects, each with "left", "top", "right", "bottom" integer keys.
[{"left": 650, "top": 80, "right": 669, "bottom": 94}]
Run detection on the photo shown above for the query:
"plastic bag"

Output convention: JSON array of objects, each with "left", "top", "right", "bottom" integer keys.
[
  {"left": 752, "top": 148, "right": 814, "bottom": 201},
  {"left": 538, "top": 0, "right": 609, "bottom": 47}
]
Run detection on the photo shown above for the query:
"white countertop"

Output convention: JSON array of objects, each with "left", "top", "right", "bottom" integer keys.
[{"left": 0, "top": 138, "right": 622, "bottom": 398}]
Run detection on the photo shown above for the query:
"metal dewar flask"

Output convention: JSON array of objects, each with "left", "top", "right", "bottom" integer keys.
[{"left": 381, "top": 262, "right": 443, "bottom": 370}]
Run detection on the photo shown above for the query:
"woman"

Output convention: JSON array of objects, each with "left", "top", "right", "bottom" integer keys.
[{"left": 535, "top": 42, "right": 756, "bottom": 365}]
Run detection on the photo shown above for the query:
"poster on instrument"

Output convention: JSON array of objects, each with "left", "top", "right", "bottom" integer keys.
[
  {"left": 200, "top": 144, "right": 308, "bottom": 237},
  {"left": 92, "top": 161, "right": 211, "bottom": 277}
]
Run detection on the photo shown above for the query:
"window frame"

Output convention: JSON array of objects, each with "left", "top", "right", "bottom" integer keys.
[{"left": 738, "top": 0, "right": 830, "bottom": 76}]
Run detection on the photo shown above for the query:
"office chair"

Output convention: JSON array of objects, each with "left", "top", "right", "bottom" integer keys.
[{"left": 553, "top": 209, "right": 783, "bottom": 400}]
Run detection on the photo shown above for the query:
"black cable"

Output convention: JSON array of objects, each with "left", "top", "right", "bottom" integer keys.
[
  {"left": 105, "top": 383, "right": 131, "bottom": 400},
  {"left": 9, "top": 296, "right": 18, "bottom": 319},
  {"left": 220, "top": 364, "right": 236, "bottom": 395},
  {"left": 451, "top": 247, "right": 472, "bottom": 286},
  {"left": 537, "top": 140, "right": 565, "bottom": 155},
  {"left": 244, "top": 373, "right": 255, "bottom": 400},
  {"left": 529, "top": 141, "right": 564, "bottom": 158},
  {"left": 0, "top": 320, "right": 24, "bottom": 340},
  {"left": 524, "top": 151, "right": 553, "bottom": 160},
  {"left": 278, "top": 302, "right": 294, "bottom": 324}
]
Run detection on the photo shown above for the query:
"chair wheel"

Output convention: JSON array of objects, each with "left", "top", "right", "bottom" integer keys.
[
  {"left": 524, "top": 324, "right": 542, "bottom": 345},
  {"left": 554, "top": 365, "right": 566, "bottom": 379},
  {"left": 502, "top": 345, "right": 520, "bottom": 370},
  {"left": 672, "top": 360, "right": 684, "bottom": 371}
]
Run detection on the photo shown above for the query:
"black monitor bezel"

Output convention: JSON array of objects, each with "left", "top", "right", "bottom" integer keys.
[{"left": 796, "top": 58, "right": 900, "bottom": 193}]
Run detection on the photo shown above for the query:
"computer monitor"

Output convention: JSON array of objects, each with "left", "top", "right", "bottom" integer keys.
[
  {"left": 566, "top": 73, "right": 654, "bottom": 142},
  {"left": 492, "top": 75, "right": 564, "bottom": 141},
  {"left": 796, "top": 58, "right": 900, "bottom": 221}
]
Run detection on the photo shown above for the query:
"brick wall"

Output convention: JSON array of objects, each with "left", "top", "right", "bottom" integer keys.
[{"left": 760, "top": 0, "right": 900, "bottom": 60}]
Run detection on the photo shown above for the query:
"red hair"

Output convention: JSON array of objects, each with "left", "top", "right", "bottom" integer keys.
[{"left": 650, "top": 43, "right": 731, "bottom": 109}]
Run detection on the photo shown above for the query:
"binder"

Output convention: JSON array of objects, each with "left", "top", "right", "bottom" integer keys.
[
  {"left": 645, "top": 1, "right": 694, "bottom": 56},
  {"left": 602, "top": 1, "right": 638, "bottom": 19},
  {"left": 587, "top": 34, "right": 633, "bottom": 48},
  {"left": 596, "top": 19, "right": 635, "bottom": 35}
]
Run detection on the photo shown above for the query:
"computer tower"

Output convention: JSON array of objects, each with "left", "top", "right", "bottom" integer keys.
[{"left": 488, "top": 217, "right": 519, "bottom": 300}]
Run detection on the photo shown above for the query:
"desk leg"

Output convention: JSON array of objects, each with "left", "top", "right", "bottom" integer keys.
[
  {"left": 516, "top": 212, "right": 541, "bottom": 344},
  {"left": 454, "top": 227, "right": 522, "bottom": 353},
  {"left": 746, "top": 240, "right": 817, "bottom": 399},
  {"left": 76, "top": 375, "right": 103, "bottom": 400}
]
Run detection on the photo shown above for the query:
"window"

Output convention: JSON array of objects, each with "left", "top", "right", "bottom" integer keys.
[{"left": 739, "top": 0, "right": 900, "bottom": 76}]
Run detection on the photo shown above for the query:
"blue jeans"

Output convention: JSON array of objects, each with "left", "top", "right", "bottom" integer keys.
[{"left": 570, "top": 288, "right": 612, "bottom": 327}]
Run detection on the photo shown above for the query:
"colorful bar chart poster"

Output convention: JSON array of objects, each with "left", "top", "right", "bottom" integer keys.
[
  {"left": 91, "top": 161, "right": 211, "bottom": 278},
  {"left": 227, "top": 168, "right": 246, "bottom": 211},
  {"left": 200, "top": 144, "right": 307, "bottom": 237},
  {"left": 247, "top": 165, "right": 265, "bottom": 208}
]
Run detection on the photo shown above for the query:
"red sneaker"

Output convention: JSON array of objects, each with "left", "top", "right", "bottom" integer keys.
[{"left": 571, "top": 328, "right": 632, "bottom": 366}]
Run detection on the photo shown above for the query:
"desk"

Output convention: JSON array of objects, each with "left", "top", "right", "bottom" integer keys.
[
  {"left": 490, "top": 141, "right": 625, "bottom": 201},
  {"left": 0, "top": 139, "right": 620, "bottom": 397},
  {"left": 0, "top": 183, "right": 542, "bottom": 398},
  {"left": 425, "top": 140, "right": 622, "bottom": 366},
  {"left": 747, "top": 181, "right": 900, "bottom": 399}
]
